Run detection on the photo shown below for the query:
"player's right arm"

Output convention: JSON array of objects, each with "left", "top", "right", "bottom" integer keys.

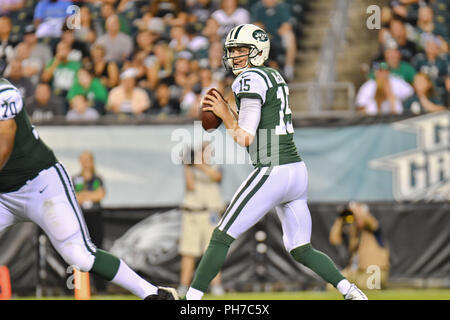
[{"left": 0, "top": 118, "right": 16, "bottom": 171}]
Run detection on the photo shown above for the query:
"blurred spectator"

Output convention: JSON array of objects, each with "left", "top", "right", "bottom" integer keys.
[
  {"left": 5, "top": 59, "right": 36, "bottom": 103},
  {"left": 251, "top": 0, "right": 297, "bottom": 80},
  {"left": 387, "top": 18, "right": 418, "bottom": 62},
  {"left": 41, "top": 41, "right": 81, "bottom": 102},
  {"left": 356, "top": 62, "right": 414, "bottom": 115},
  {"left": 211, "top": 0, "right": 250, "bottom": 38},
  {"left": 22, "top": 25, "right": 53, "bottom": 72},
  {"left": 26, "top": 82, "right": 65, "bottom": 122},
  {"left": 33, "top": 0, "right": 73, "bottom": 39},
  {"left": 149, "top": 0, "right": 188, "bottom": 28},
  {"left": 186, "top": 0, "right": 219, "bottom": 26},
  {"left": 412, "top": 35, "right": 448, "bottom": 96},
  {"left": 73, "top": 151, "right": 107, "bottom": 294},
  {"left": 135, "top": 30, "right": 156, "bottom": 58},
  {"left": 144, "top": 40, "right": 175, "bottom": 90},
  {"left": 74, "top": 6, "right": 98, "bottom": 44},
  {"left": 403, "top": 72, "right": 447, "bottom": 114},
  {"left": 95, "top": 15, "right": 134, "bottom": 63},
  {"left": 67, "top": 67, "right": 108, "bottom": 114},
  {"left": 89, "top": 44, "right": 119, "bottom": 89},
  {"left": 208, "top": 40, "right": 228, "bottom": 83},
  {"left": 61, "top": 23, "right": 91, "bottom": 63},
  {"left": 106, "top": 68, "right": 151, "bottom": 116},
  {"left": 415, "top": 6, "right": 448, "bottom": 46},
  {"left": 14, "top": 42, "right": 44, "bottom": 85},
  {"left": 199, "top": 66, "right": 224, "bottom": 95},
  {"left": 66, "top": 94, "right": 100, "bottom": 121},
  {"left": 177, "top": 142, "right": 225, "bottom": 297},
  {"left": 180, "top": 82, "right": 203, "bottom": 118},
  {"left": 329, "top": 202, "right": 390, "bottom": 290},
  {"left": 99, "top": 2, "right": 131, "bottom": 36},
  {"left": 169, "top": 25, "right": 189, "bottom": 54},
  {"left": 0, "top": 16, "right": 18, "bottom": 61},
  {"left": 0, "top": 0, "right": 25, "bottom": 15},
  {"left": 147, "top": 79, "right": 181, "bottom": 118},
  {"left": 185, "top": 23, "right": 209, "bottom": 65},
  {"left": 202, "top": 17, "right": 222, "bottom": 44},
  {"left": 369, "top": 47, "right": 417, "bottom": 84}
]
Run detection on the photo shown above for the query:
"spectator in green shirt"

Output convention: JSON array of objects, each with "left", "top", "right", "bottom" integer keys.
[
  {"left": 369, "top": 47, "right": 417, "bottom": 84},
  {"left": 67, "top": 67, "right": 109, "bottom": 114},
  {"left": 41, "top": 41, "right": 81, "bottom": 111}
]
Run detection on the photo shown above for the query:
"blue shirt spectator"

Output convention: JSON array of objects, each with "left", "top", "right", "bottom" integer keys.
[{"left": 34, "top": 0, "right": 74, "bottom": 39}]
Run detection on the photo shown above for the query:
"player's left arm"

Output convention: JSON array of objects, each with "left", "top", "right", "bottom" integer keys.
[{"left": 0, "top": 118, "right": 16, "bottom": 171}]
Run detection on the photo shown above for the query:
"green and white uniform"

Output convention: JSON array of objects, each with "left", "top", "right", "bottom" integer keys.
[
  {"left": 216, "top": 67, "right": 310, "bottom": 247},
  {"left": 233, "top": 66, "right": 301, "bottom": 168},
  {"left": 0, "top": 79, "right": 57, "bottom": 193},
  {"left": 0, "top": 78, "right": 97, "bottom": 270},
  {"left": 0, "top": 80, "right": 175, "bottom": 299}
]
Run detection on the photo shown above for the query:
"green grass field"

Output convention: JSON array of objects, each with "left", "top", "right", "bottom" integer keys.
[{"left": 12, "top": 289, "right": 450, "bottom": 300}]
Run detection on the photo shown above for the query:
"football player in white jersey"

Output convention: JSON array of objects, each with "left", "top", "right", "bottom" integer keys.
[{"left": 184, "top": 24, "right": 368, "bottom": 300}]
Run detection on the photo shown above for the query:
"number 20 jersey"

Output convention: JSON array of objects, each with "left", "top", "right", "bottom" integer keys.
[
  {"left": 0, "top": 79, "right": 57, "bottom": 192},
  {"left": 232, "top": 66, "right": 302, "bottom": 168}
]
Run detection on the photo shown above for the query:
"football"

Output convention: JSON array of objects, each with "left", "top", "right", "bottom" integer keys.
[{"left": 201, "top": 88, "right": 224, "bottom": 131}]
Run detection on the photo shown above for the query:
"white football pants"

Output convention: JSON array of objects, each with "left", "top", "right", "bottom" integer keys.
[
  {"left": 0, "top": 163, "right": 96, "bottom": 271},
  {"left": 217, "top": 161, "right": 312, "bottom": 252}
]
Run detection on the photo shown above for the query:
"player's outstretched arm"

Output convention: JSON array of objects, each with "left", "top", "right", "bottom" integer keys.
[{"left": 0, "top": 119, "right": 16, "bottom": 171}]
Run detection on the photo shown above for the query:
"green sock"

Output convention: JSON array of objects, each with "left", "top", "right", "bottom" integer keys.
[
  {"left": 191, "top": 228, "right": 235, "bottom": 293},
  {"left": 290, "top": 243, "right": 345, "bottom": 287},
  {"left": 91, "top": 249, "right": 121, "bottom": 281}
]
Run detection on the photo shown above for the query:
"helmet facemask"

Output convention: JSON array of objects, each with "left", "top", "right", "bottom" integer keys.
[{"left": 222, "top": 44, "right": 261, "bottom": 75}]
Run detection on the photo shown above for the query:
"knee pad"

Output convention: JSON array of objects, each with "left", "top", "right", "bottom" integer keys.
[{"left": 59, "top": 241, "right": 95, "bottom": 272}]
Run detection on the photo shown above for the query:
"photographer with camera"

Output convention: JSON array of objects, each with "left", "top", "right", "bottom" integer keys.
[
  {"left": 177, "top": 142, "right": 226, "bottom": 297},
  {"left": 329, "top": 202, "right": 390, "bottom": 290}
]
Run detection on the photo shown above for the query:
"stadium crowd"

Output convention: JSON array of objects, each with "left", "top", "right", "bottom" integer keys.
[
  {"left": 0, "top": 0, "right": 447, "bottom": 120},
  {"left": 357, "top": 0, "right": 449, "bottom": 115},
  {"left": 0, "top": 0, "right": 304, "bottom": 122}
]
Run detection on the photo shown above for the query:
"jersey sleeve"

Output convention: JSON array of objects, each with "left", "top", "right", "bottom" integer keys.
[
  {"left": 0, "top": 87, "right": 24, "bottom": 121},
  {"left": 232, "top": 70, "right": 270, "bottom": 104}
]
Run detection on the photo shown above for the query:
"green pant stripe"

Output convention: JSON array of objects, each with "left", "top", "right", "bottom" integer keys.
[
  {"left": 53, "top": 165, "right": 95, "bottom": 254},
  {"left": 56, "top": 163, "right": 96, "bottom": 252},
  {"left": 218, "top": 168, "right": 261, "bottom": 229},
  {"left": 57, "top": 163, "right": 96, "bottom": 252},
  {"left": 223, "top": 167, "right": 272, "bottom": 232}
]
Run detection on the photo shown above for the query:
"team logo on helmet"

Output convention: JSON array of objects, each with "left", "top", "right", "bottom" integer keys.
[{"left": 252, "top": 30, "right": 268, "bottom": 42}]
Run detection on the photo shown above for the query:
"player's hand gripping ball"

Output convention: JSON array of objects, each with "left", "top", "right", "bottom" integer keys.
[{"left": 201, "top": 88, "right": 224, "bottom": 132}]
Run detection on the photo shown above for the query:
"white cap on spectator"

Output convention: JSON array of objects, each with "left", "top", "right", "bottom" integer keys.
[
  {"left": 120, "top": 68, "right": 139, "bottom": 80},
  {"left": 148, "top": 18, "right": 165, "bottom": 34}
]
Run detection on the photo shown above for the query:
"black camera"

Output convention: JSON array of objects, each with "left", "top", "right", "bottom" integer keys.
[
  {"left": 338, "top": 206, "right": 354, "bottom": 224},
  {"left": 181, "top": 148, "right": 197, "bottom": 165}
]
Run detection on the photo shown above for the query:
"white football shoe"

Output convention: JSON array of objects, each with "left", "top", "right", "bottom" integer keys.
[{"left": 344, "top": 284, "right": 368, "bottom": 300}]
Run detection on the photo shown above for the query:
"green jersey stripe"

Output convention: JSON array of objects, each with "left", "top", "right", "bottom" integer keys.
[
  {"left": 223, "top": 167, "right": 272, "bottom": 232},
  {"left": 0, "top": 87, "right": 16, "bottom": 94},
  {"left": 53, "top": 164, "right": 95, "bottom": 255}
]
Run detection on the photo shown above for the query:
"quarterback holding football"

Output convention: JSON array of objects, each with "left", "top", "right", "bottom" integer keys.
[{"left": 186, "top": 24, "right": 368, "bottom": 300}]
